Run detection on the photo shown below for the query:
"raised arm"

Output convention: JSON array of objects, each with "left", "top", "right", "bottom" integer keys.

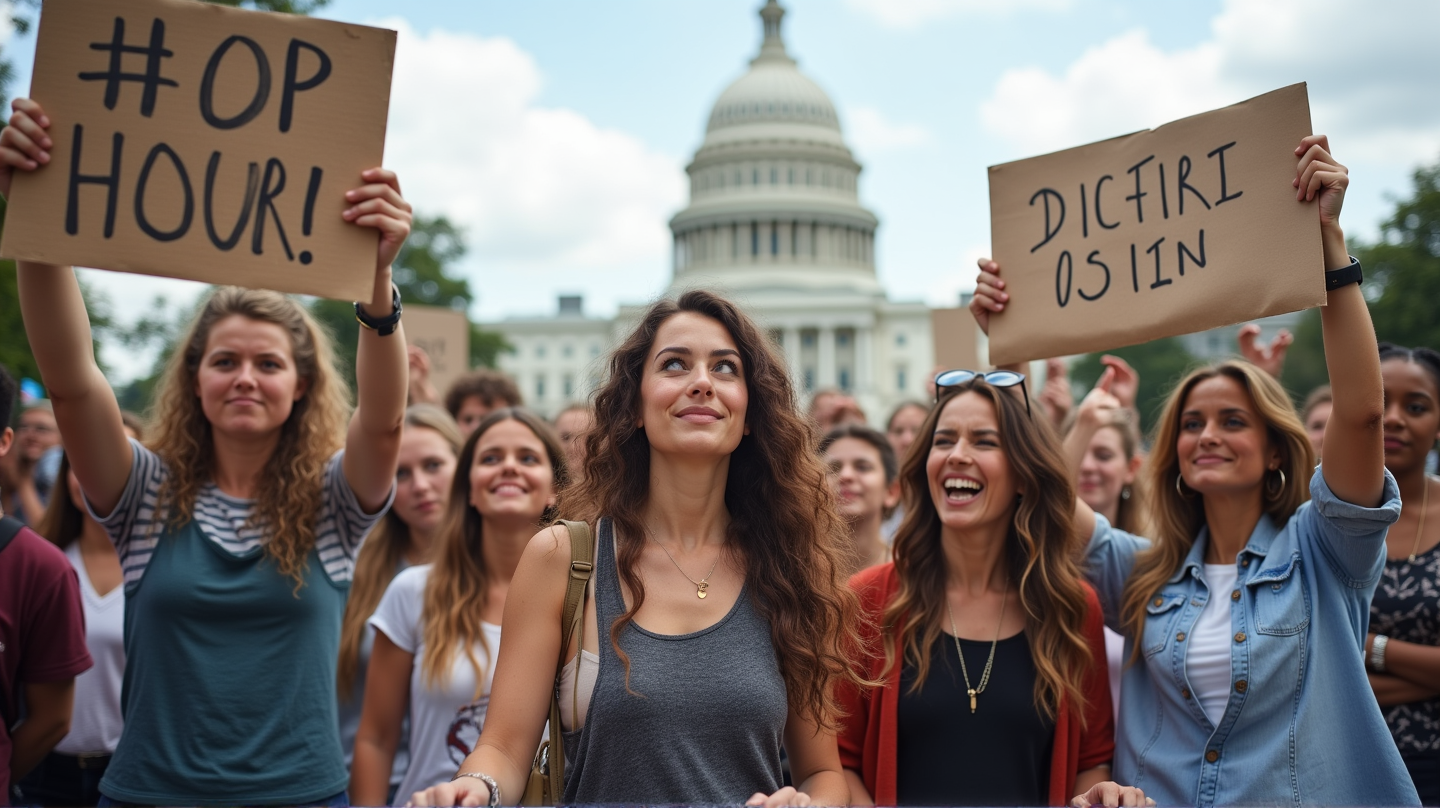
[
  {"left": 1302, "top": 136, "right": 1386, "bottom": 507},
  {"left": 341, "top": 169, "right": 412, "bottom": 512},
  {"left": 4, "top": 100, "right": 132, "bottom": 514}
]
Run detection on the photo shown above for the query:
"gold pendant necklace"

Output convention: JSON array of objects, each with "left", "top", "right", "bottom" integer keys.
[
  {"left": 1408, "top": 477, "right": 1432, "bottom": 564},
  {"left": 652, "top": 536, "right": 722, "bottom": 599},
  {"left": 947, "top": 591, "right": 1007, "bottom": 714}
]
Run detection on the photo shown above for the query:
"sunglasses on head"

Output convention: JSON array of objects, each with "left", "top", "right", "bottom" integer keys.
[{"left": 933, "top": 369, "right": 1031, "bottom": 417}]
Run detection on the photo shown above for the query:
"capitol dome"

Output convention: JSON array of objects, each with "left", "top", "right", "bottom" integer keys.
[{"left": 668, "top": 0, "right": 880, "bottom": 297}]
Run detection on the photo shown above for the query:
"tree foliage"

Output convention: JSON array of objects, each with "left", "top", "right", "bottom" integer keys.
[
  {"left": 308, "top": 213, "right": 509, "bottom": 391},
  {"left": 1278, "top": 155, "right": 1440, "bottom": 401}
]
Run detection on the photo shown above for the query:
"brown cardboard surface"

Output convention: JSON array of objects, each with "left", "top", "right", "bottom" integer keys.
[
  {"left": 0, "top": 0, "right": 395, "bottom": 301},
  {"left": 986, "top": 84, "right": 1325, "bottom": 366},
  {"left": 931, "top": 307, "right": 982, "bottom": 371},
  {"left": 405, "top": 305, "right": 471, "bottom": 398}
]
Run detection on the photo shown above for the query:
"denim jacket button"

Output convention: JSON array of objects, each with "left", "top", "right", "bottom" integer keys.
[
  {"left": 1231, "top": 589, "right": 1241, "bottom": 601},
  {"left": 1206, "top": 749, "right": 1220, "bottom": 763},
  {"left": 1235, "top": 632, "right": 1247, "bottom": 643},
  {"left": 1235, "top": 679, "right": 1248, "bottom": 693},
  {"left": 1153, "top": 597, "right": 1164, "bottom": 607},
  {"left": 1181, "top": 687, "right": 1191, "bottom": 699},
  {"left": 1176, "top": 631, "right": 1187, "bottom": 641}
]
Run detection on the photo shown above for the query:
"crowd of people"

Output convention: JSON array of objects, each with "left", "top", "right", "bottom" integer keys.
[{"left": 1, "top": 95, "right": 1438, "bottom": 808}]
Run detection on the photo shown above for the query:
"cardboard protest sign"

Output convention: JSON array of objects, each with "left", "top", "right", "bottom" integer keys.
[
  {"left": 406, "top": 305, "right": 471, "bottom": 397},
  {"left": 986, "top": 84, "right": 1325, "bottom": 366},
  {"left": 932, "top": 307, "right": 983, "bottom": 371},
  {"left": 0, "top": 0, "right": 395, "bottom": 301}
]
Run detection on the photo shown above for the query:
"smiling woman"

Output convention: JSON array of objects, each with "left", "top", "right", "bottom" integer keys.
[
  {"left": 350, "top": 408, "right": 566, "bottom": 807},
  {"left": 6, "top": 97, "right": 413, "bottom": 807},
  {"left": 971, "top": 135, "right": 1420, "bottom": 807},
  {"left": 409, "top": 290, "right": 866, "bottom": 808},
  {"left": 838, "top": 378, "right": 1121, "bottom": 808}
]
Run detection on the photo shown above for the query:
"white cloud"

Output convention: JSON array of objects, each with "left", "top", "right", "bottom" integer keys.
[
  {"left": 847, "top": 106, "right": 933, "bottom": 154},
  {"left": 845, "top": 0, "right": 1071, "bottom": 28},
  {"left": 379, "top": 18, "right": 685, "bottom": 272},
  {"left": 979, "top": 0, "right": 1440, "bottom": 167}
]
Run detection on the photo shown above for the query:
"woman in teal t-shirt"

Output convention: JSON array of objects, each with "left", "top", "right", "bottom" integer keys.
[{"left": 3, "top": 98, "right": 413, "bottom": 807}]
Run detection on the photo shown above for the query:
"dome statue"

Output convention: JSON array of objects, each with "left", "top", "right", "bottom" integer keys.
[{"left": 668, "top": 0, "right": 882, "bottom": 297}]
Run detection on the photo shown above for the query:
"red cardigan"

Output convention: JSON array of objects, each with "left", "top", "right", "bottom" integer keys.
[{"left": 837, "top": 563, "right": 1115, "bottom": 807}]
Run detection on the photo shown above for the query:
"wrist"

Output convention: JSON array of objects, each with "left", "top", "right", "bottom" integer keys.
[{"left": 1320, "top": 225, "right": 1348, "bottom": 270}]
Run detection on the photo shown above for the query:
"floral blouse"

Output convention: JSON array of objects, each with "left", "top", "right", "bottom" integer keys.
[{"left": 1371, "top": 539, "right": 1440, "bottom": 755}]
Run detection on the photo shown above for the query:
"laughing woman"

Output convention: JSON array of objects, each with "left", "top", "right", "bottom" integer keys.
[
  {"left": 4, "top": 97, "right": 412, "bottom": 806},
  {"left": 970, "top": 136, "right": 1420, "bottom": 807},
  {"left": 837, "top": 373, "right": 1125, "bottom": 807}
]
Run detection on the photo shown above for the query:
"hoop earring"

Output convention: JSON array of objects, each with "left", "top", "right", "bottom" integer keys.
[
  {"left": 1265, "top": 468, "right": 1287, "bottom": 501},
  {"left": 1175, "top": 474, "right": 1191, "bottom": 498}
]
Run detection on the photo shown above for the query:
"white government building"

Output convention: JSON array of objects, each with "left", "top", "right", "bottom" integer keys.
[
  {"left": 489, "top": 0, "right": 1294, "bottom": 420},
  {"left": 492, "top": 0, "right": 935, "bottom": 421}
]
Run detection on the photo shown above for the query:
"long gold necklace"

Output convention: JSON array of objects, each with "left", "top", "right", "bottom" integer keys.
[
  {"left": 947, "top": 591, "right": 1007, "bottom": 714},
  {"left": 651, "top": 536, "right": 722, "bottom": 599},
  {"left": 1408, "top": 477, "right": 1432, "bottom": 563}
]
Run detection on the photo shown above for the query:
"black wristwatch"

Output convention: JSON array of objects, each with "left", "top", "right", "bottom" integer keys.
[
  {"left": 1324, "top": 257, "right": 1363, "bottom": 292},
  {"left": 355, "top": 284, "right": 403, "bottom": 336}
]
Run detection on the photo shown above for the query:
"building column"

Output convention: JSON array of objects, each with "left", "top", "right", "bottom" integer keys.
[
  {"left": 818, "top": 326, "right": 837, "bottom": 389},
  {"left": 783, "top": 326, "right": 804, "bottom": 395},
  {"left": 856, "top": 325, "right": 873, "bottom": 396}
]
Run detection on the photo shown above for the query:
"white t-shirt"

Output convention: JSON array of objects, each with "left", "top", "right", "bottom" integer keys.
[
  {"left": 1187, "top": 563, "right": 1240, "bottom": 726},
  {"left": 369, "top": 565, "right": 503, "bottom": 800},
  {"left": 54, "top": 542, "right": 126, "bottom": 755}
]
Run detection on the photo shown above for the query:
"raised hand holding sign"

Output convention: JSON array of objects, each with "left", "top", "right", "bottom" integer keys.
[
  {"left": 984, "top": 84, "right": 1326, "bottom": 366},
  {"left": 0, "top": 0, "right": 396, "bottom": 301}
]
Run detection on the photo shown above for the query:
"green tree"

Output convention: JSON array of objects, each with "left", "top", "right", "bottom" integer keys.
[
  {"left": 308, "top": 213, "right": 508, "bottom": 389},
  {"left": 1069, "top": 337, "right": 1199, "bottom": 433},
  {"left": 0, "top": 198, "right": 118, "bottom": 396},
  {"left": 1278, "top": 155, "right": 1440, "bottom": 400},
  {"left": 1364, "top": 160, "right": 1440, "bottom": 350}
]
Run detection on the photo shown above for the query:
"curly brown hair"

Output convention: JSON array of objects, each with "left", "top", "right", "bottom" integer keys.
[
  {"left": 146, "top": 287, "right": 351, "bottom": 591},
  {"left": 557, "top": 289, "right": 867, "bottom": 728},
  {"left": 884, "top": 379, "right": 1096, "bottom": 721}
]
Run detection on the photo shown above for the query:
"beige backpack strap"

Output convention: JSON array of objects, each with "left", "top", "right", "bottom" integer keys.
[{"left": 548, "top": 519, "right": 595, "bottom": 799}]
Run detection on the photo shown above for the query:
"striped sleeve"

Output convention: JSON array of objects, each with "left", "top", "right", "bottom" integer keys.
[
  {"left": 315, "top": 450, "right": 394, "bottom": 584},
  {"left": 85, "top": 438, "right": 170, "bottom": 585}
]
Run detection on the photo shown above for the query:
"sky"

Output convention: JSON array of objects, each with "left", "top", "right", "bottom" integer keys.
[{"left": 5, "top": 0, "right": 1440, "bottom": 381}]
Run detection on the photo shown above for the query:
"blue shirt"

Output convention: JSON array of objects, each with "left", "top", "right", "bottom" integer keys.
[{"left": 1087, "top": 467, "right": 1419, "bottom": 807}]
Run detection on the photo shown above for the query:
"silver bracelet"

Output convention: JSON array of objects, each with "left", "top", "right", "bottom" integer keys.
[
  {"left": 453, "top": 772, "right": 500, "bottom": 808},
  {"left": 1371, "top": 634, "right": 1390, "bottom": 672}
]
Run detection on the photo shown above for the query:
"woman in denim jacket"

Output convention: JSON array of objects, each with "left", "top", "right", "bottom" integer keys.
[{"left": 970, "top": 136, "right": 1419, "bottom": 807}]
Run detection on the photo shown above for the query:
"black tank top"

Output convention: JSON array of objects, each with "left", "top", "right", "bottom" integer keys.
[{"left": 897, "top": 631, "right": 1054, "bottom": 806}]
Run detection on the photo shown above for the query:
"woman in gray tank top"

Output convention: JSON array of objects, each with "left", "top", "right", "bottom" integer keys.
[{"left": 409, "top": 290, "right": 868, "bottom": 807}]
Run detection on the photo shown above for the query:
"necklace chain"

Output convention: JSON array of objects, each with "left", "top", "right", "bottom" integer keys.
[
  {"left": 1409, "top": 477, "right": 1432, "bottom": 564},
  {"left": 947, "top": 591, "right": 1007, "bottom": 714},
  {"left": 651, "top": 536, "right": 721, "bottom": 599}
]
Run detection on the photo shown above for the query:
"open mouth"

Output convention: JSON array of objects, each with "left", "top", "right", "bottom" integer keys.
[
  {"left": 943, "top": 477, "right": 983, "bottom": 503},
  {"left": 491, "top": 483, "right": 528, "bottom": 496}
]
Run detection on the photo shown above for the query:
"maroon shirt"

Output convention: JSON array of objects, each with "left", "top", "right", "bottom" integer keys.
[{"left": 0, "top": 524, "right": 92, "bottom": 805}]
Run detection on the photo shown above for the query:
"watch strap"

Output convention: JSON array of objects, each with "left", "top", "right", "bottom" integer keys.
[
  {"left": 1324, "top": 257, "right": 1363, "bottom": 291},
  {"left": 354, "top": 284, "right": 403, "bottom": 336}
]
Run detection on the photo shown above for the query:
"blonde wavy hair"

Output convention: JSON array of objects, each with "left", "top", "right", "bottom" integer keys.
[
  {"left": 1121, "top": 361, "right": 1313, "bottom": 646},
  {"left": 883, "top": 379, "right": 1096, "bottom": 722},
  {"left": 420, "top": 408, "right": 566, "bottom": 696},
  {"left": 338, "top": 404, "right": 463, "bottom": 698},
  {"left": 146, "top": 287, "right": 351, "bottom": 590}
]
